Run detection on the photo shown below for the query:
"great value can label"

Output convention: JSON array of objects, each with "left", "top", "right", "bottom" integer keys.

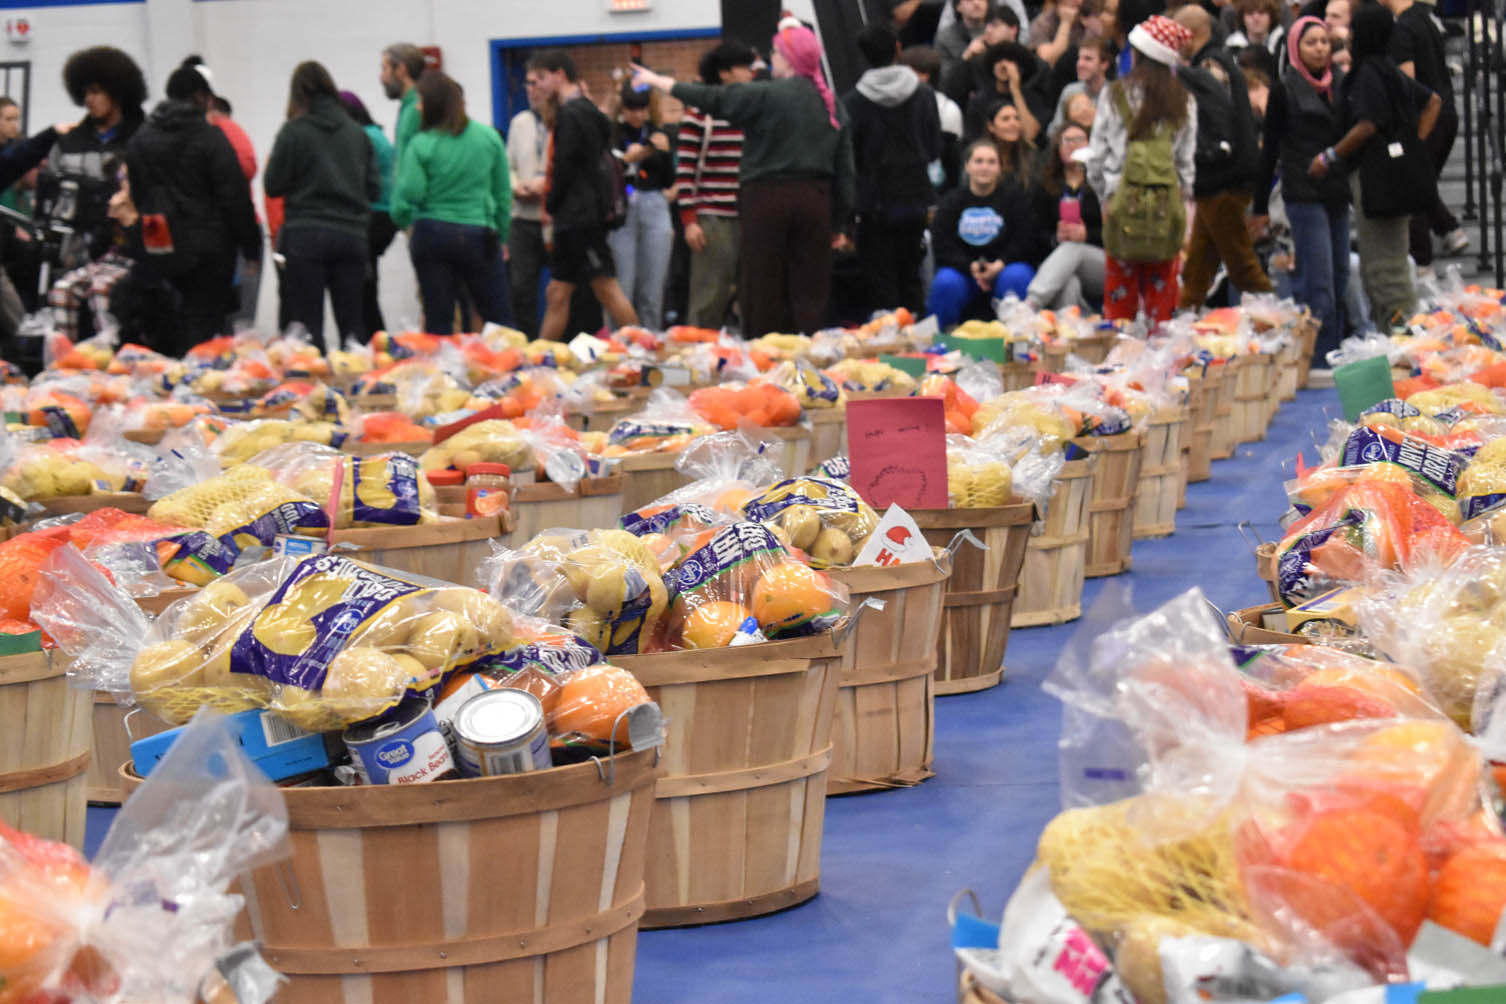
[{"left": 344, "top": 697, "right": 455, "bottom": 785}]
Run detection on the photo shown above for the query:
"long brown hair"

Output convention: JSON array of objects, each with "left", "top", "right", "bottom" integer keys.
[
  {"left": 1039, "top": 122, "right": 1089, "bottom": 197},
  {"left": 1121, "top": 56, "right": 1188, "bottom": 140},
  {"left": 982, "top": 98, "right": 1033, "bottom": 185},
  {"left": 417, "top": 70, "right": 468, "bottom": 136},
  {"left": 286, "top": 61, "right": 338, "bottom": 120}
]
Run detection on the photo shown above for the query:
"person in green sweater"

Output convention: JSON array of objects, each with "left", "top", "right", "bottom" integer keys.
[
  {"left": 390, "top": 70, "right": 512, "bottom": 334},
  {"left": 632, "top": 18, "right": 856, "bottom": 336},
  {"left": 380, "top": 43, "right": 426, "bottom": 185},
  {"left": 264, "top": 61, "right": 379, "bottom": 352},
  {"left": 339, "top": 90, "right": 396, "bottom": 339}
]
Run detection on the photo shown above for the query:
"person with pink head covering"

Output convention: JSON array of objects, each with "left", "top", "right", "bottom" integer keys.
[
  {"left": 631, "top": 17, "right": 855, "bottom": 337},
  {"left": 1249, "top": 16, "right": 1351, "bottom": 364}
]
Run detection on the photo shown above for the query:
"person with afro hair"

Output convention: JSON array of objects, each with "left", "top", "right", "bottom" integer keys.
[{"left": 35, "top": 46, "right": 147, "bottom": 341}]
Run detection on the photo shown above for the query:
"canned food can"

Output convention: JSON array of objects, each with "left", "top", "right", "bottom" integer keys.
[
  {"left": 452, "top": 688, "right": 553, "bottom": 777},
  {"left": 343, "top": 696, "right": 456, "bottom": 785}
]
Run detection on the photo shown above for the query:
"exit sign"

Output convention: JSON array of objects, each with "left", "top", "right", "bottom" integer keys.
[{"left": 609, "top": 0, "right": 652, "bottom": 10}]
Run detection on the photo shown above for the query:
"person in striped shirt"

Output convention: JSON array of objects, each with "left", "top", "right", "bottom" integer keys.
[{"left": 675, "top": 41, "right": 755, "bottom": 330}]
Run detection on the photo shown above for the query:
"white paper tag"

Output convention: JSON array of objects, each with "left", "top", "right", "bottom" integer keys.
[
  {"left": 1388, "top": 141, "right": 1405, "bottom": 158},
  {"left": 854, "top": 504, "right": 933, "bottom": 566},
  {"left": 658, "top": 365, "right": 692, "bottom": 386},
  {"left": 569, "top": 332, "right": 611, "bottom": 365}
]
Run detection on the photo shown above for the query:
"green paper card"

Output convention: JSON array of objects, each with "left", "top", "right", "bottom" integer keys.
[
  {"left": 879, "top": 354, "right": 927, "bottom": 378},
  {"left": 1421, "top": 988, "right": 1506, "bottom": 1003},
  {"left": 0, "top": 630, "right": 42, "bottom": 656},
  {"left": 1334, "top": 355, "right": 1395, "bottom": 421},
  {"left": 938, "top": 334, "right": 1009, "bottom": 364}
]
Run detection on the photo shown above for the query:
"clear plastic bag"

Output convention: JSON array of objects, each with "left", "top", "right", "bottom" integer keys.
[
  {"left": 740, "top": 475, "right": 879, "bottom": 567},
  {"left": 147, "top": 463, "right": 329, "bottom": 556},
  {"left": 0, "top": 709, "right": 289, "bottom": 1004},
  {"left": 420, "top": 418, "right": 534, "bottom": 475},
  {"left": 213, "top": 417, "right": 347, "bottom": 466},
  {"left": 586, "top": 388, "right": 715, "bottom": 458},
  {"left": 252, "top": 441, "right": 438, "bottom": 528},
  {"left": 765, "top": 358, "right": 844, "bottom": 411}
]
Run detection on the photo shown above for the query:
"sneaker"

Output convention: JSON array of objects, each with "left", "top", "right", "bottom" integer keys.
[{"left": 1443, "top": 228, "right": 1472, "bottom": 254}]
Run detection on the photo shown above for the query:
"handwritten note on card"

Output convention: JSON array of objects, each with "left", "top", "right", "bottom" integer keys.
[{"left": 846, "top": 397, "right": 949, "bottom": 510}]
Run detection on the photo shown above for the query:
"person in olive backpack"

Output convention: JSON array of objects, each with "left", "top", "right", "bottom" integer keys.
[
  {"left": 264, "top": 62, "right": 379, "bottom": 352},
  {"left": 1250, "top": 16, "right": 1351, "bottom": 363},
  {"left": 1086, "top": 14, "right": 1196, "bottom": 327}
]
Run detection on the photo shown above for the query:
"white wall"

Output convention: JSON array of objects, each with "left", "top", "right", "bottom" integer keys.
[{"left": 0, "top": 0, "right": 804, "bottom": 331}]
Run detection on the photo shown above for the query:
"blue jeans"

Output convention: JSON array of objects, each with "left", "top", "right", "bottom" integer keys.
[
  {"left": 925, "top": 264, "right": 1035, "bottom": 328},
  {"left": 408, "top": 218, "right": 512, "bottom": 335},
  {"left": 607, "top": 189, "right": 674, "bottom": 330},
  {"left": 1286, "top": 200, "right": 1350, "bottom": 364},
  {"left": 280, "top": 224, "right": 366, "bottom": 352}
]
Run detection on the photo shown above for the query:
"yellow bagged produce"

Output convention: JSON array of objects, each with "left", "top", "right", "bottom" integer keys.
[
  {"left": 251, "top": 442, "right": 438, "bottom": 528},
  {"left": 420, "top": 418, "right": 533, "bottom": 474},
  {"left": 131, "top": 553, "right": 515, "bottom": 729},
  {"left": 147, "top": 465, "right": 330, "bottom": 553},
  {"left": 740, "top": 476, "right": 878, "bottom": 567},
  {"left": 213, "top": 418, "right": 346, "bottom": 466}
]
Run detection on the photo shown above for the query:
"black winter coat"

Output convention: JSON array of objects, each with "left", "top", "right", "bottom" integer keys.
[{"left": 126, "top": 100, "right": 261, "bottom": 263}]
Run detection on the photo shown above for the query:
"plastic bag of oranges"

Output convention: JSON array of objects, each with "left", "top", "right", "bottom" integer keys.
[
  {"left": 687, "top": 379, "right": 802, "bottom": 430},
  {"left": 647, "top": 520, "right": 849, "bottom": 650}
]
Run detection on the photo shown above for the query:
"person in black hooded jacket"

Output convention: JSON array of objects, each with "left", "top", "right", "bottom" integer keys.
[
  {"left": 264, "top": 61, "right": 378, "bottom": 352},
  {"left": 125, "top": 62, "right": 261, "bottom": 356},
  {"left": 843, "top": 23, "right": 941, "bottom": 314}
]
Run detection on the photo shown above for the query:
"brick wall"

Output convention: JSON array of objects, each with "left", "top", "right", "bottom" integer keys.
[{"left": 563, "top": 38, "right": 712, "bottom": 123}]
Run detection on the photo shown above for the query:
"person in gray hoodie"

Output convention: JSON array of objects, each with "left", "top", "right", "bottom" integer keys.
[
  {"left": 842, "top": 23, "right": 942, "bottom": 314},
  {"left": 264, "top": 61, "right": 379, "bottom": 351}
]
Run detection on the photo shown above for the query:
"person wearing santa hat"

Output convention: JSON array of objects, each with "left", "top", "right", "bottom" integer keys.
[
  {"left": 631, "top": 15, "right": 856, "bottom": 337},
  {"left": 1085, "top": 13, "right": 1197, "bottom": 327}
]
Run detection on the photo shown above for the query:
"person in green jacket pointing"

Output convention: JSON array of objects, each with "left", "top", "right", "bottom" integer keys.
[
  {"left": 264, "top": 61, "right": 379, "bottom": 352},
  {"left": 390, "top": 71, "right": 513, "bottom": 334}
]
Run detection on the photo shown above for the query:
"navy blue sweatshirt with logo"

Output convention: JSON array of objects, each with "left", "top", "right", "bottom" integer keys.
[{"left": 931, "top": 180, "right": 1037, "bottom": 272}]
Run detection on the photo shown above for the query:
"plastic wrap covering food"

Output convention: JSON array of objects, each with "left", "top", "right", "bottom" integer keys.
[
  {"left": 354, "top": 358, "right": 471, "bottom": 417},
  {"left": 420, "top": 416, "right": 534, "bottom": 475},
  {"left": 107, "top": 553, "right": 516, "bottom": 729},
  {"left": 739, "top": 475, "right": 879, "bottom": 567},
  {"left": 109, "top": 342, "right": 177, "bottom": 380},
  {"left": 1292, "top": 424, "right": 1469, "bottom": 523},
  {"left": 212, "top": 418, "right": 346, "bottom": 466},
  {"left": 971, "top": 388, "right": 1078, "bottom": 448},
  {"left": 147, "top": 464, "right": 329, "bottom": 555},
  {"left": 616, "top": 431, "right": 783, "bottom": 564},
  {"left": 652, "top": 520, "right": 849, "bottom": 649},
  {"left": 585, "top": 388, "right": 715, "bottom": 457},
  {"left": 824, "top": 358, "right": 918, "bottom": 395},
  {"left": 328, "top": 335, "right": 376, "bottom": 380},
  {"left": 44, "top": 326, "right": 117, "bottom": 371},
  {"left": 766, "top": 357, "right": 844, "bottom": 410},
  {"left": 687, "top": 379, "right": 802, "bottom": 430},
  {"left": 1038, "top": 589, "right": 1506, "bottom": 998},
  {"left": 352, "top": 410, "right": 432, "bottom": 446},
  {"left": 251, "top": 381, "right": 352, "bottom": 426},
  {"left": 1406, "top": 381, "right": 1505, "bottom": 417},
  {"left": 915, "top": 374, "right": 979, "bottom": 435},
  {"left": 59, "top": 507, "right": 233, "bottom": 590},
  {"left": 948, "top": 428, "right": 1065, "bottom": 513},
  {"left": 483, "top": 528, "right": 668, "bottom": 656},
  {"left": 122, "top": 395, "right": 212, "bottom": 434},
  {"left": 0, "top": 435, "right": 146, "bottom": 501},
  {"left": 0, "top": 711, "right": 288, "bottom": 1004},
  {"left": 251, "top": 442, "right": 437, "bottom": 529},
  {"left": 21, "top": 385, "right": 93, "bottom": 437},
  {"left": 1274, "top": 473, "right": 1470, "bottom": 606}
]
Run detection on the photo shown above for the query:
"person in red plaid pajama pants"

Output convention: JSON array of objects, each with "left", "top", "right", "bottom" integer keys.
[{"left": 48, "top": 250, "right": 132, "bottom": 340}]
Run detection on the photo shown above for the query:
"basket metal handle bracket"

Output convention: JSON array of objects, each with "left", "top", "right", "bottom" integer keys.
[
  {"left": 122, "top": 706, "right": 145, "bottom": 744},
  {"left": 946, "top": 887, "right": 983, "bottom": 927},
  {"left": 277, "top": 860, "right": 302, "bottom": 912},
  {"left": 831, "top": 596, "right": 885, "bottom": 649},
  {"left": 944, "top": 529, "right": 987, "bottom": 561},
  {"left": 591, "top": 706, "right": 662, "bottom": 786},
  {"left": 1236, "top": 520, "right": 1268, "bottom": 556},
  {"left": 1204, "top": 597, "right": 1236, "bottom": 642}
]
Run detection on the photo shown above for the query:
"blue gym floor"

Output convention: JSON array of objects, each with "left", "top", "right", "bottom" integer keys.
[{"left": 81, "top": 384, "right": 1335, "bottom": 1003}]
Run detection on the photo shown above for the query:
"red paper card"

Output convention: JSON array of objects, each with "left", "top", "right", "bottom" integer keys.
[{"left": 846, "top": 398, "right": 949, "bottom": 510}]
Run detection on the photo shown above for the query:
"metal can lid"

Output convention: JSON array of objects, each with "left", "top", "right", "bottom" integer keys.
[
  {"left": 343, "top": 695, "right": 432, "bottom": 744},
  {"left": 454, "top": 688, "right": 543, "bottom": 745}
]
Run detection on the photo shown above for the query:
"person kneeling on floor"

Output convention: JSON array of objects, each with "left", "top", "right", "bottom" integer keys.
[{"left": 926, "top": 139, "right": 1036, "bottom": 327}]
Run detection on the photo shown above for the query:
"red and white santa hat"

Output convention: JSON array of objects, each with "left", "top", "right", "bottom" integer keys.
[{"left": 1127, "top": 14, "right": 1192, "bottom": 67}]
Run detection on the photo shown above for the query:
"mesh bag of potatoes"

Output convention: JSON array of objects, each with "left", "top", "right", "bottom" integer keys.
[
  {"left": 739, "top": 476, "right": 878, "bottom": 567},
  {"left": 651, "top": 520, "right": 849, "bottom": 650},
  {"left": 147, "top": 465, "right": 330, "bottom": 556},
  {"left": 212, "top": 418, "right": 347, "bottom": 466},
  {"left": 128, "top": 552, "right": 515, "bottom": 731},
  {"left": 419, "top": 418, "right": 534, "bottom": 475},
  {"left": 481, "top": 528, "right": 669, "bottom": 657},
  {"left": 249, "top": 441, "right": 438, "bottom": 528}
]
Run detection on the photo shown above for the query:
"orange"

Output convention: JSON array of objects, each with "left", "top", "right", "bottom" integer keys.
[
  {"left": 751, "top": 562, "right": 830, "bottom": 636},
  {"left": 550, "top": 665, "right": 651, "bottom": 745},
  {"left": 683, "top": 601, "right": 752, "bottom": 649},
  {"left": 1429, "top": 840, "right": 1506, "bottom": 945},
  {"left": 1285, "top": 808, "right": 1430, "bottom": 950},
  {"left": 1303, "top": 665, "right": 1422, "bottom": 699}
]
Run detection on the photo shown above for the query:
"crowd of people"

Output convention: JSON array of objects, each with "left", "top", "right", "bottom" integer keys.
[{"left": 0, "top": 0, "right": 1468, "bottom": 368}]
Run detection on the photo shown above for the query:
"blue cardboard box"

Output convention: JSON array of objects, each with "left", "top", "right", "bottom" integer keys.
[{"left": 131, "top": 708, "right": 333, "bottom": 781}]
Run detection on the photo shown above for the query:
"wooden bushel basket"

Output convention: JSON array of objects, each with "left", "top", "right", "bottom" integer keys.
[
  {"left": 1231, "top": 353, "right": 1275, "bottom": 445},
  {"left": 1075, "top": 432, "right": 1142, "bottom": 578},
  {"left": 328, "top": 514, "right": 512, "bottom": 586},
  {"left": 124, "top": 749, "right": 660, "bottom": 1004},
  {"left": 616, "top": 632, "right": 845, "bottom": 926},
  {"left": 762, "top": 424, "right": 813, "bottom": 479},
  {"left": 615, "top": 452, "right": 690, "bottom": 513},
  {"left": 1185, "top": 369, "right": 1215, "bottom": 483},
  {"left": 1066, "top": 332, "right": 1115, "bottom": 364},
  {"left": 959, "top": 972, "right": 1009, "bottom": 1004},
  {"left": 807, "top": 407, "right": 846, "bottom": 465},
  {"left": 999, "top": 360, "right": 1035, "bottom": 392},
  {"left": 1295, "top": 315, "right": 1319, "bottom": 388},
  {"left": 569, "top": 396, "right": 636, "bottom": 434},
  {"left": 0, "top": 649, "right": 90, "bottom": 848},
  {"left": 1255, "top": 540, "right": 1282, "bottom": 605},
  {"left": 37, "top": 493, "right": 152, "bottom": 519},
  {"left": 1209, "top": 362, "right": 1237, "bottom": 461},
  {"left": 1012, "top": 458, "right": 1093, "bottom": 627},
  {"left": 509, "top": 475, "right": 625, "bottom": 541},
  {"left": 88, "top": 699, "right": 171, "bottom": 805},
  {"left": 1132, "top": 409, "right": 1188, "bottom": 539},
  {"left": 340, "top": 440, "right": 431, "bottom": 458},
  {"left": 913, "top": 500, "right": 1034, "bottom": 695},
  {"left": 1227, "top": 603, "right": 1313, "bottom": 646},
  {"left": 1274, "top": 340, "right": 1300, "bottom": 403},
  {"left": 825, "top": 556, "right": 951, "bottom": 794}
]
